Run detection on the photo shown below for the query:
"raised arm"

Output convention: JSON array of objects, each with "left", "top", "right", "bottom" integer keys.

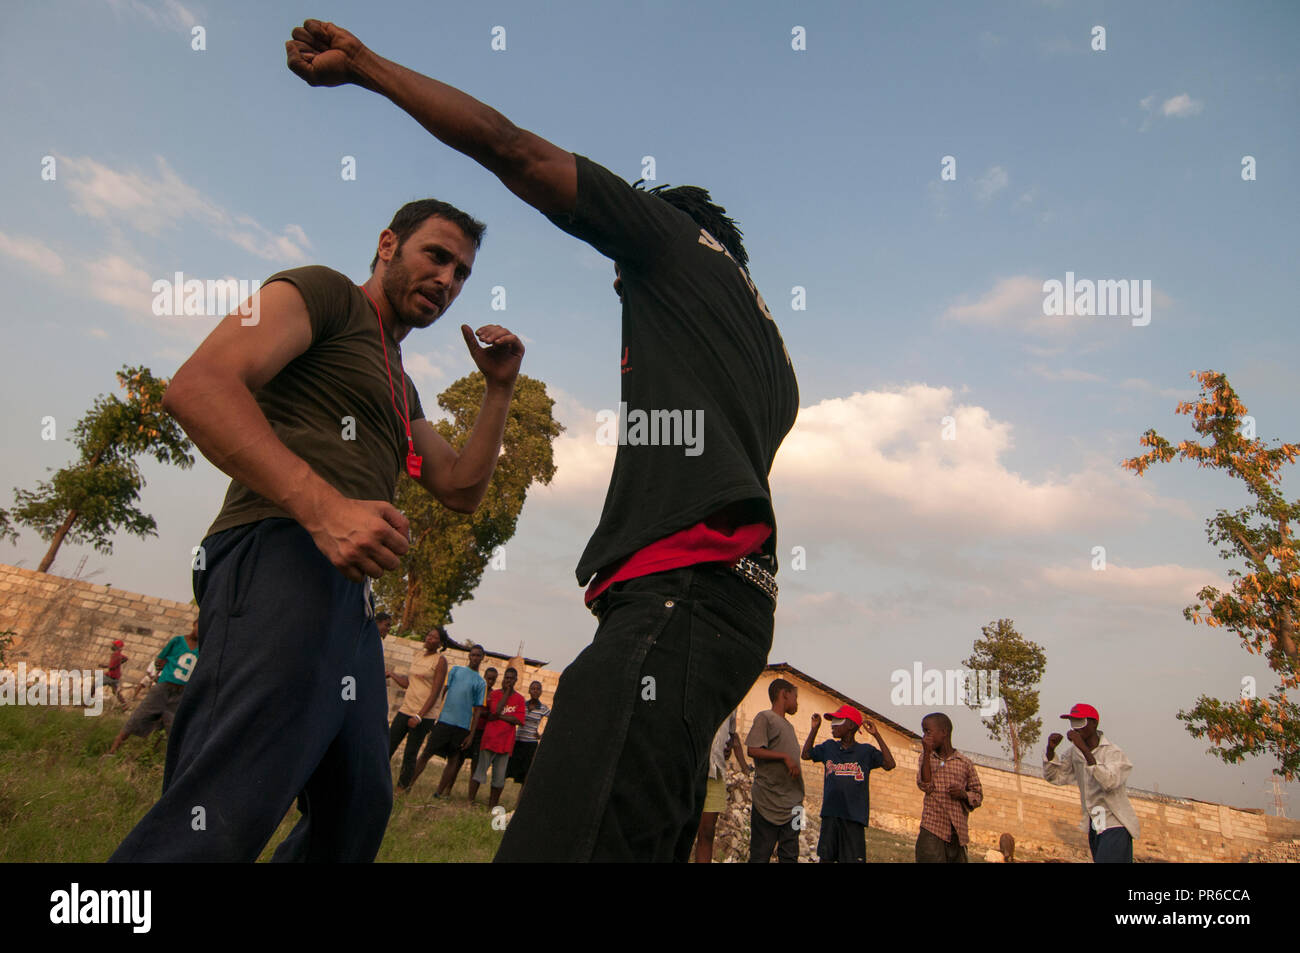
[
  {"left": 163, "top": 281, "right": 410, "bottom": 583},
  {"left": 801, "top": 713, "right": 821, "bottom": 761},
  {"left": 1041, "top": 732, "right": 1076, "bottom": 786},
  {"left": 408, "top": 323, "right": 520, "bottom": 513},
  {"left": 917, "top": 737, "right": 936, "bottom": 792},
  {"left": 864, "top": 720, "right": 896, "bottom": 771},
  {"left": 286, "top": 20, "right": 576, "bottom": 215}
]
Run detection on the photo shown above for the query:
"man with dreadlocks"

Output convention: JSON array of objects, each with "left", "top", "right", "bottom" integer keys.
[{"left": 287, "top": 19, "right": 799, "bottom": 862}]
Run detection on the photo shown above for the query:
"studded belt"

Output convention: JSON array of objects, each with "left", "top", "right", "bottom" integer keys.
[
  {"left": 588, "top": 556, "right": 778, "bottom": 620},
  {"left": 731, "top": 556, "right": 778, "bottom": 607}
]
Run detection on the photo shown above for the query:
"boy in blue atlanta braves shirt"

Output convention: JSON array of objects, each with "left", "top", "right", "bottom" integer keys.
[{"left": 802, "top": 704, "right": 896, "bottom": 862}]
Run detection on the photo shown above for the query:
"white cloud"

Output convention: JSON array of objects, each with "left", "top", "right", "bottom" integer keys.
[
  {"left": 1037, "top": 36, "right": 1077, "bottom": 56},
  {"left": 59, "top": 154, "right": 310, "bottom": 262},
  {"left": 977, "top": 32, "right": 1004, "bottom": 59},
  {"left": 1030, "top": 364, "right": 1106, "bottom": 383},
  {"left": 489, "top": 382, "right": 1181, "bottom": 596},
  {"left": 539, "top": 390, "right": 616, "bottom": 499},
  {"left": 975, "top": 165, "right": 1009, "bottom": 203},
  {"left": 104, "top": 0, "right": 199, "bottom": 33},
  {"left": 85, "top": 254, "right": 155, "bottom": 315},
  {"left": 1039, "top": 562, "right": 1224, "bottom": 609},
  {"left": 403, "top": 351, "right": 448, "bottom": 389},
  {"left": 82, "top": 256, "right": 239, "bottom": 341},
  {"left": 943, "top": 275, "right": 1071, "bottom": 333},
  {"left": 769, "top": 384, "right": 1154, "bottom": 541},
  {"left": 1162, "top": 93, "right": 1204, "bottom": 118},
  {"left": 1139, "top": 93, "right": 1203, "bottom": 131},
  {"left": 926, "top": 180, "right": 950, "bottom": 221},
  {"left": 0, "top": 231, "right": 65, "bottom": 276},
  {"left": 1119, "top": 377, "right": 1196, "bottom": 401},
  {"left": 63, "top": 154, "right": 220, "bottom": 234},
  {"left": 942, "top": 274, "right": 1150, "bottom": 334}
]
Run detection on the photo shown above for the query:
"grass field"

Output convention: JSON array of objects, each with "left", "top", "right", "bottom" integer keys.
[{"left": 0, "top": 704, "right": 923, "bottom": 862}]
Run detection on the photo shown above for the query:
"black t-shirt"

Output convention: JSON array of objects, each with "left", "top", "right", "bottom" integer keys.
[
  {"left": 810, "top": 739, "right": 885, "bottom": 825},
  {"left": 545, "top": 155, "right": 800, "bottom": 584}
]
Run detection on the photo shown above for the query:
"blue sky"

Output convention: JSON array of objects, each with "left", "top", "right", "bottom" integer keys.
[{"left": 1, "top": 0, "right": 1298, "bottom": 810}]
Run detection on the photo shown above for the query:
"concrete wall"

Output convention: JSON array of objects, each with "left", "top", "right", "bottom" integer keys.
[
  {"left": 0, "top": 562, "right": 558, "bottom": 723},
  {"left": 5, "top": 562, "right": 1297, "bottom": 860},
  {"left": 737, "top": 670, "right": 1300, "bottom": 862},
  {"left": 383, "top": 637, "right": 558, "bottom": 728},
  {"left": 1, "top": 563, "right": 198, "bottom": 681}
]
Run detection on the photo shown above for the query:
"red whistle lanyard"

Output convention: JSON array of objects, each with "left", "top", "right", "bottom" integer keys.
[{"left": 359, "top": 285, "right": 422, "bottom": 479}]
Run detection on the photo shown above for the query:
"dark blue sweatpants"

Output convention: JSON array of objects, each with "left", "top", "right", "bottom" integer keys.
[{"left": 109, "top": 518, "right": 392, "bottom": 862}]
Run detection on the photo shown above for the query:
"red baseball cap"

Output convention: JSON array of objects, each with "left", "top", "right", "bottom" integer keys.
[
  {"left": 112, "top": 640, "right": 124, "bottom": 647},
  {"left": 1060, "top": 703, "right": 1099, "bottom": 721},
  {"left": 825, "top": 704, "right": 864, "bottom": 727}
]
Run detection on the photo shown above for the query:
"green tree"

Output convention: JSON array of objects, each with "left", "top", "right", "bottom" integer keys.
[
  {"left": 963, "top": 618, "right": 1047, "bottom": 774},
  {"left": 374, "top": 372, "right": 563, "bottom": 636},
  {"left": 9, "top": 365, "right": 194, "bottom": 573},
  {"left": 0, "top": 509, "right": 18, "bottom": 546},
  {"left": 1124, "top": 370, "right": 1300, "bottom": 780}
]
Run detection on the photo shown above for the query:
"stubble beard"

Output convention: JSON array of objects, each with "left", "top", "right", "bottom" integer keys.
[{"left": 382, "top": 247, "right": 440, "bottom": 331}]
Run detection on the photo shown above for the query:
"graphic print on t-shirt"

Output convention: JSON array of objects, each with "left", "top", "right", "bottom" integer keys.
[
  {"left": 156, "top": 636, "right": 198, "bottom": 686},
  {"left": 824, "top": 760, "right": 866, "bottom": 781}
]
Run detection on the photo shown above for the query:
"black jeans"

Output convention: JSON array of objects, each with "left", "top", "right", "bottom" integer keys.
[
  {"left": 750, "top": 811, "right": 800, "bottom": 863},
  {"left": 389, "top": 713, "right": 436, "bottom": 789},
  {"left": 494, "top": 563, "right": 773, "bottom": 862}
]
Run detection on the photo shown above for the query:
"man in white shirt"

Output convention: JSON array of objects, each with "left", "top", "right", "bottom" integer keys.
[{"left": 1043, "top": 703, "right": 1140, "bottom": 863}]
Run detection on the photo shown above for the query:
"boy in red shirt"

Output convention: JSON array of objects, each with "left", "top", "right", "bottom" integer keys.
[
  {"left": 469, "top": 667, "right": 526, "bottom": 809},
  {"left": 105, "top": 640, "right": 128, "bottom": 708}
]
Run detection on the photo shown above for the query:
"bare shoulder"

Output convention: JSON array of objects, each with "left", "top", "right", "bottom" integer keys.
[{"left": 170, "top": 279, "right": 315, "bottom": 399}]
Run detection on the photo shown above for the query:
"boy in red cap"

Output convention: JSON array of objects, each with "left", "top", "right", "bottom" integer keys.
[
  {"left": 1043, "top": 703, "right": 1139, "bottom": 863},
  {"left": 802, "top": 704, "right": 895, "bottom": 862}
]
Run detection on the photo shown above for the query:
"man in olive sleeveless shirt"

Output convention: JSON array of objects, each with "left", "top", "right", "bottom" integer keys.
[{"left": 110, "top": 196, "right": 524, "bottom": 862}]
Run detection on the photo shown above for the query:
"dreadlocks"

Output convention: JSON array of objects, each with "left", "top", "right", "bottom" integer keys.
[{"left": 635, "top": 180, "right": 749, "bottom": 270}]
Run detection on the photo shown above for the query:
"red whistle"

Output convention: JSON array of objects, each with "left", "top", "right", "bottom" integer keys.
[{"left": 406, "top": 452, "right": 423, "bottom": 479}]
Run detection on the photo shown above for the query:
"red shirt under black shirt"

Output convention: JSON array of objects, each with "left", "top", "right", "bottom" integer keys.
[{"left": 544, "top": 155, "right": 799, "bottom": 593}]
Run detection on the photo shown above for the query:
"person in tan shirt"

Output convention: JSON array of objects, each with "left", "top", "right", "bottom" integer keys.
[
  {"left": 387, "top": 625, "right": 449, "bottom": 792},
  {"left": 746, "top": 679, "right": 805, "bottom": 863}
]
